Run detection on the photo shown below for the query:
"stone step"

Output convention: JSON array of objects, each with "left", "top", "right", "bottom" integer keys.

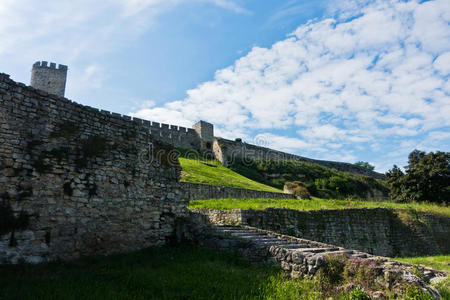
[
  {"left": 295, "top": 247, "right": 340, "bottom": 254},
  {"left": 228, "top": 233, "right": 269, "bottom": 238},
  {"left": 351, "top": 253, "right": 368, "bottom": 258},
  {"left": 203, "top": 224, "right": 447, "bottom": 294},
  {"left": 238, "top": 237, "right": 284, "bottom": 242},
  {"left": 322, "top": 250, "right": 354, "bottom": 255},
  {"left": 278, "top": 244, "right": 312, "bottom": 249},
  {"left": 250, "top": 239, "right": 287, "bottom": 245},
  {"left": 214, "top": 227, "right": 248, "bottom": 233}
]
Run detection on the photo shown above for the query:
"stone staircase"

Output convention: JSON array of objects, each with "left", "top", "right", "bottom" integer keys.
[{"left": 199, "top": 224, "right": 447, "bottom": 292}]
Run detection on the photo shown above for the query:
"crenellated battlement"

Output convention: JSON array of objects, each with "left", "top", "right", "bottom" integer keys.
[
  {"left": 30, "top": 61, "right": 68, "bottom": 97},
  {"left": 32, "top": 61, "right": 68, "bottom": 71}
]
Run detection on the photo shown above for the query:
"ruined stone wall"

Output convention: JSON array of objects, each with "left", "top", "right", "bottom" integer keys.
[
  {"left": 213, "top": 138, "right": 384, "bottom": 179},
  {"left": 192, "top": 208, "right": 450, "bottom": 257},
  {"left": 180, "top": 182, "right": 296, "bottom": 200},
  {"left": 0, "top": 73, "right": 189, "bottom": 264}
]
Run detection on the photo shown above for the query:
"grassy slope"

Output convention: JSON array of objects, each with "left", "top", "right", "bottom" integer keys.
[
  {"left": 179, "top": 158, "right": 282, "bottom": 193},
  {"left": 188, "top": 197, "right": 450, "bottom": 217},
  {"left": 395, "top": 255, "right": 450, "bottom": 272},
  {"left": 1, "top": 245, "right": 446, "bottom": 299},
  {"left": 0, "top": 244, "right": 328, "bottom": 300}
]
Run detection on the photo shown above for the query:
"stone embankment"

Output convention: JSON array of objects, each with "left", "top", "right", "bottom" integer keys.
[
  {"left": 183, "top": 217, "right": 447, "bottom": 299},
  {"left": 191, "top": 208, "right": 450, "bottom": 257}
]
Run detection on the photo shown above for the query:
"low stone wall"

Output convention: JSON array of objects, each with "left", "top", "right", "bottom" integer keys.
[
  {"left": 191, "top": 208, "right": 450, "bottom": 257},
  {"left": 180, "top": 182, "right": 296, "bottom": 200}
]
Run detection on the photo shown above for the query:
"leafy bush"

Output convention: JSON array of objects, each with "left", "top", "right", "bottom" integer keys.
[
  {"left": 354, "top": 161, "right": 375, "bottom": 171},
  {"left": 349, "top": 286, "right": 370, "bottom": 300},
  {"left": 386, "top": 150, "right": 450, "bottom": 203},
  {"left": 294, "top": 187, "right": 310, "bottom": 199}
]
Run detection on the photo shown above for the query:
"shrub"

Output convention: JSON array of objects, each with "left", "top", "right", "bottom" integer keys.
[
  {"left": 349, "top": 286, "right": 370, "bottom": 300},
  {"left": 386, "top": 150, "right": 450, "bottom": 203},
  {"left": 284, "top": 181, "right": 311, "bottom": 199},
  {"left": 354, "top": 161, "right": 375, "bottom": 171},
  {"left": 292, "top": 185, "right": 311, "bottom": 199}
]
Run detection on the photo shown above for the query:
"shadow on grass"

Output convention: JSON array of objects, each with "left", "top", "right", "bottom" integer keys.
[{"left": 0, "top": 244, "right": 319, "bottom": 300}]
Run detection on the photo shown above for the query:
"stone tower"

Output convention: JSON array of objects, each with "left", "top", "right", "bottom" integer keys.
[
  {"left": 30, "top": 61, "right": 68, "bottom": 97},
  {"left": 192, "top": 120, "right": 214, "bottom": 150}
]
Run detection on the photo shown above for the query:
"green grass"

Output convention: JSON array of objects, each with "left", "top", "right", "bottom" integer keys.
[
  {"left": 179, "top": 157, "right": 282, "bottom": 193},
  {"left": 188, "top": 197, "right": 450, "bottom": 217},
  {"left": 0, "top": 244, "right": 331, "bottom": 300},
  {"left": 395, "top": 255, "right": 450, "bottom": 272},
  {"left": 1, "top": 244, "right": 445, "bottom": 299},
  {"left": 395, "top": 256, "right": 450, "bottom": 300}
]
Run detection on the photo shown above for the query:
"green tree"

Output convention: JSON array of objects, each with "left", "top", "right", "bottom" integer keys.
[
  {"left": 354, "top": 161, "right": 375, "bottom": 171},
  {"left": 386, "top": 150, "right": 450, "bottom": 203}
]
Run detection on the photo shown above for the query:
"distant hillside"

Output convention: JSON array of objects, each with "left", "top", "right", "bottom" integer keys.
[
  {"left": 176, "top": 147, "right": 387, "bottom": 199},
  {"left": 229, "top": 158, "right": 388, "bottom": 199}
]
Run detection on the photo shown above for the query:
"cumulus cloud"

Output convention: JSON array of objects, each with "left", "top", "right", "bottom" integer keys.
[{"left": 131, "top": 0, "right": 450, "bottom": 171}]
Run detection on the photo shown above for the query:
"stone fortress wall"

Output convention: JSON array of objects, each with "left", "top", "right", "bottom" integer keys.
[
  {"left": 0, "top": 71, "right": 292, "bottom": 264},
  {"left": 26, "top": 61, "right": 384, "bottom": 179},
  {"left": 0, "top": 73, "right": 189, "bottom": 263}
]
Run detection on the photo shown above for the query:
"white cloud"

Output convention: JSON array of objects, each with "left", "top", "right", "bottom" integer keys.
[
  {"left": 0, "top": 0, "right": 247, "bottom": 97},
  {"left": 131, "top": 0, "right": 450, "bottom": 171},
  {"left": 434, "top": 52, "right": 450, "bottom": 75}
]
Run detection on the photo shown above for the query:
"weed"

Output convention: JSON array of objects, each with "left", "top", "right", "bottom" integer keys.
[{"left": 349, "top": 286, "right": 370, "bottom": 300}]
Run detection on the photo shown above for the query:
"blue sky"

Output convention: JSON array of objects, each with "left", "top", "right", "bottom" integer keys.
[{"left": 0, "top": 0, "right": 449, "bottom": 172}]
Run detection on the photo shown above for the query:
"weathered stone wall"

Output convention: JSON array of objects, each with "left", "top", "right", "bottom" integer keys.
[
  {"left": 181, "top": 182, "right": 296, "bottom": 200},
  {"left": 191, "top": 208, "right": 450, "bottom": 257},
  {"left": 213, "top": 138, "right": 384, "bottom": 179},
  {"left": 0, "top": 73, "right": 189, "bottom": 264}
]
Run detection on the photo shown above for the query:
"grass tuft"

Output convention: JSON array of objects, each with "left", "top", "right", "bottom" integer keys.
[{"left": 395, "top": 255, "right": 450, "bottom": 272}]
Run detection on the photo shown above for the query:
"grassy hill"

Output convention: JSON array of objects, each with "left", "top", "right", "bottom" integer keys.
[
  {"left": 176, "top": 147, "right": 388, "bottom": 199},
  {"left": 229, "top": 158, "right": 388, "bottom": 199},
  {"left": 179, "top": 158, "right": 282, "bottom": 193}
]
